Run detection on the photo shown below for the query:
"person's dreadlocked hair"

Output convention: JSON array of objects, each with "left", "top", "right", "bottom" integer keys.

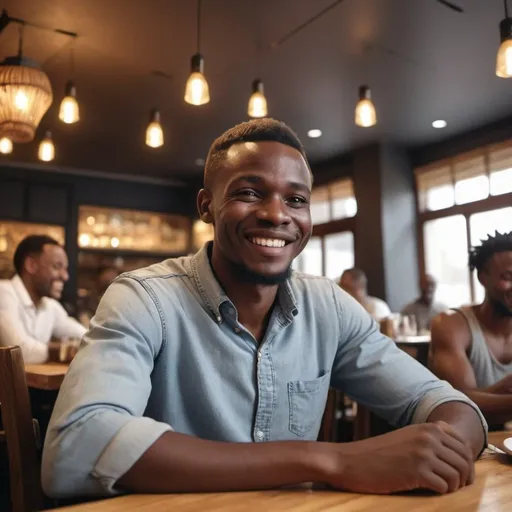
[
  {"left": 469, "top": 231, "right": 512, "bottom": 272},
  {"left": 203, "top": 118, "right": 312, "bottom": 190}
]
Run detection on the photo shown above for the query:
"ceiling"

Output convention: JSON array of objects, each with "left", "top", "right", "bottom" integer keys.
[{"left": 1, "top": 0, "right": 511, "bottom": 183}]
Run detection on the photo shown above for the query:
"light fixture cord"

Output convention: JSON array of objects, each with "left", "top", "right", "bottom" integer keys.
[
  {"left": 505, "top": 0, "right": 510, "bottom": 18},
  {"left": 71, "top": 36, "right": 76, "bottom": 79},
  {"left": 17, "top": 22, "right": 25, "bottom": 57},
  {"left": 196, "top": 0, "right": 202, "bottom": 53}
]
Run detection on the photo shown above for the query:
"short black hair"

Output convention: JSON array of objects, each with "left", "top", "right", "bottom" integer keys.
[
  {"left": 469, "top": 231, "right": 512, "bottom": 272},
  {"left": 13, "top": 235, "right": 61, "bottom": 275},
  {"left": 204, "top": 118, "right": 311, "bottom": 189}
]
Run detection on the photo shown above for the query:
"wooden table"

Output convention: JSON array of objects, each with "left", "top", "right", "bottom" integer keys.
[
  {"left": 53, "top": 432, "right": 512, "bottom": 511},
  {"left": 24, "top": 363, "right": 68, "bottom": 391},
  {"left": 396, "top": 335, "right": 431, "bottom": 368}
]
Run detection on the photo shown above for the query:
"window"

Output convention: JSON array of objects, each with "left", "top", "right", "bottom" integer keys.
[
  {"left": 292, "top": 233, "right": 355, "bottom": 280},
  {"left": 423, "top": 215, "right": 471, "bottom": 307},
  {"left": 324, "top": 231, "right": 355, "bottom": 281},
  {"left": 417, "top": 138, "right": 512, "bottom": 306},
  {"left": 310, "top": 178, "right": 357, "bottom": 225},
  {"left": 489, "top": 142, "right": 512, "bottom": 196},
  {"left": 292, "top": 237, "right": 323, "bottom": 276}
]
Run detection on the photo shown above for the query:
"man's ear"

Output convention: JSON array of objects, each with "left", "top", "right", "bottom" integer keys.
[
  {"left": 197, "top": 189, "right": 213, "bottom": 224},
  {"left": 24, "top": 255, "right": 39, "bottom": 276}
]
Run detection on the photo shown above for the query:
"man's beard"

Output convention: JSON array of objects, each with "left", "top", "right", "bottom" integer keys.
[
  {"left": 489, "top": 296, "right": 512, "bottom": 318},
  {"left": 230, "top": 260, "right": 292, "bottom": 285}
]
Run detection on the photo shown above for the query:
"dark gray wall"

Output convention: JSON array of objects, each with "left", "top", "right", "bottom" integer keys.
[{"left": 380, "top": 144, "right": 418, "bottom": 312}]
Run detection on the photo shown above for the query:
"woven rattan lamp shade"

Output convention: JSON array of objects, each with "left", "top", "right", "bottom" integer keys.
[{"left": 0, "top": 56, "right": 53, "bottom": 143}]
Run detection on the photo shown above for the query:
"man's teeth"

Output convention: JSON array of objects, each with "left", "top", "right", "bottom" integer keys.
[{"left": 250, "top": 237, "right": 286, "bottom": 248}]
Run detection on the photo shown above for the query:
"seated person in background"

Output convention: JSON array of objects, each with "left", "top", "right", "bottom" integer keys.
[
  {"left": 339, "top": 268, "right": 391, "bottom": 320},
  {"left": 0, "top": 235, "right": 86, "bottom": 364},
  {"left": 43, "top": 119, "right": 485, "bottom": 500},
  {"left": 401, "top": 274, "right": 447, "bottom": 333},
  {"left": 430, "top": 231, "right": 512, "bottom": 427}
]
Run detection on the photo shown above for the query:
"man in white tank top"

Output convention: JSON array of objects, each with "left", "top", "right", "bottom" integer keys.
[{"left": 430, "top": 231, "right": 512, "bottom": 427}]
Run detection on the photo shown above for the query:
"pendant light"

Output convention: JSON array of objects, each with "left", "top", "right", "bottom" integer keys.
[
  {"left": 184, "top": 0, "right": 210, "bottom": 105},
  {"left": 145, "top": 109, "right": 164, "bottom": 148},
  {"left": 355, "top": 85, "right": 377, "bottom": 127},
  {"left": 59, "top": 80, "right": 80, "bottom": 123},
  {"left": 0, "top": 24, "right": 52, "bottom": 143},
  {"left": 59, "top": 38, "right": 80, "bottom": 123},
  {"left": 0, "top": 137, "right": 13, "bottom": 154},
  {"left": 496, "top": 0, "right": 512, "bottom": 78},
  {"left": 38, "top": 130, "right": 55, "bottom": 161},
  {"left": 247, "top": 79, "right": 268, "bottom": 118}
]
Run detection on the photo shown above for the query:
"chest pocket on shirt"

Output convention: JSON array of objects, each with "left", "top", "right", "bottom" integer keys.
[{"left": 287, "top": 371, "right": 331, "bottom": 437}]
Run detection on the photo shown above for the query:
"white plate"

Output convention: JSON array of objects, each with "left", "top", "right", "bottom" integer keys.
[{"left": 503, "top": 437, "right": 512, "bottom": 453}]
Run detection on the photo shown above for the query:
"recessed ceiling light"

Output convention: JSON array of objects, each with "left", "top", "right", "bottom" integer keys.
[
  {"left": 195, "top": 158, "right": 205, "bottom": 166},
  {"left": 307, "top": 129, "right": 322, "bottom": 138},
  {"left": 432, "top": 120, "right": 447, "bottom": 129}
]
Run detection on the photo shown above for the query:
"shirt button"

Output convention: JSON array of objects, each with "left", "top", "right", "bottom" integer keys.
[
  {"left": 256, "top": 430, "right": 264, "bottom": 440},
  {"left": 234, "top": 327, "right": 241, "bottom": 333}
]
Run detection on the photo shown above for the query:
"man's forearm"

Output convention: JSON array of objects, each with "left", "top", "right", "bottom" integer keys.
[
  {"left": 463, "top": 390, "right": 512, "bottom": 425},
  {"left": 427, "top": 401, "right": 486, "bottom": 459},
  {"left": 116, "top": 431, "right": 329, "bottom": 493}
]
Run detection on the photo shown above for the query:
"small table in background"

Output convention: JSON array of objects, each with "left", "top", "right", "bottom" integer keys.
[
  {"left": 395, "top": 334, "right": 431, "bottom": 367},
  {"left": 24, "top": 362, "right": 69, "bottom": 391}
]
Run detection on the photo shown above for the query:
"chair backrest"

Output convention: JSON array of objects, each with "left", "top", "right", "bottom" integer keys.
[{"left": 0, "top": 346, "right": 43, "bottom": 512}]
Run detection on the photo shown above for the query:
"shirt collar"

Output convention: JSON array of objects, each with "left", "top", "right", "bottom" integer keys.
[
  {"left": 11, "top": 274, "right": 36, "bottom": 309},
  {"left": 190, "top": 242, "right": 298, "bottom": 323}
]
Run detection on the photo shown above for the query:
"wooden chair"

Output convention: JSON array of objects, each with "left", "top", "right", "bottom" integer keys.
[{"left": 0, "top": 346, "right": 44, "bottom": 512}]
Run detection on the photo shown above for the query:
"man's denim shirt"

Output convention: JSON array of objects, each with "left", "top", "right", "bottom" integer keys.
[{"left": 42, "top": 243, "right": 487, "bottom": 497}]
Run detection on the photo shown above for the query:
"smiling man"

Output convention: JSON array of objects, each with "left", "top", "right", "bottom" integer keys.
[
  {"left": 0, "top": 235, "right": 86, "bottom": 363},
  {"left": 43, "top": 119, "right": 486, "bottom": 499},
  {"left": 430, "top": 232, "right": 512, "bottom": 427}
]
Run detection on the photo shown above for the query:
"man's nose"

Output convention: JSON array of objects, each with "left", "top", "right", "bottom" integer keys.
[{"left": 255, "top": 196, "right": 292, "bottom": 226}]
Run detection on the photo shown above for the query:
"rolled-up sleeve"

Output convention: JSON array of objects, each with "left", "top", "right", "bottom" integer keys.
[
  {"left": 41, "top": 276, "right": 172, "bottom": 498},
  {"left": 329, "top": 285, "right": 487, "bottom": 436}
]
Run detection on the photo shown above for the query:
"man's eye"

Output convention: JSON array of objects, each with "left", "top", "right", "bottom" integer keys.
[
  {"left": 237, "top": 190, "right": 259, "bottom": 198},
  {"left": 288, "top": 196, "right": 307, "bottom": 205}
]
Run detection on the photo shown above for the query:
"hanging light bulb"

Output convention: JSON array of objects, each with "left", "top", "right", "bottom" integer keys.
[
  {"left": 355, "top": 85, "right": 377, "bottom": 127},
  {"left": 59, "top": 81, "right": 80, "bottom": 123},
  {"left": 14, "top": 89, "right": 29, "bottom": 111},
  {"left": 145, "top": 109, "right": 164, "bottom": 148},
  {"left": 496, "top": 1, "right": 512, "bottom": 78},
  {"left": 38, "top": 130, "right": 55, "bottom": 162},
  {"left": 247, "top": 79, "right": 268, "bottom": 118},
  {"left": 185, "top": 1, "right": 210, "bottom": 105},
  {"left": 184, "top": 54, "right": 210, "bottom": 105},
  {"left": 0, "top": 137, "right": 13, "bottom": 154}
]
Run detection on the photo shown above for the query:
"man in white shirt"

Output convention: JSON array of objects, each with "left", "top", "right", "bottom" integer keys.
[
  {"left": 339, "top": 268, "right": 391, "bottom": 321},
  {"left": 0, "top": 235, "right": 86, "bottom": 364}
]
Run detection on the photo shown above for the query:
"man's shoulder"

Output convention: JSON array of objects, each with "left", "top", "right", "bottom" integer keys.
[
  {"left": 431, "top": 309, "right": 471, "bottom": 348},
  {"left": 289, "top": 272, "right": 351, "bottom": 310},
  {"left": 290, "top": 271, "right": 336, "bottom": 293},
  {"left": 120, "top": 255, "right": 192, "bottom": 284},
  {"left": 0, "top": 278, "right": 16, "bottom": 299}
]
